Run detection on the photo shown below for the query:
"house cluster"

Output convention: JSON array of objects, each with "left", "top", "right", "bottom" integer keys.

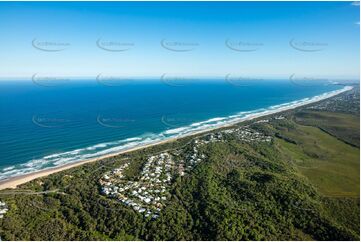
[
  {"left": 255, "top": 119, "right": 269, "bottom": 123},
  {"left": 99, "top": 122, "right": 273, "bottom": 219},
  {"left": 274, "top": 115, "right": 285, "bottom": 120},
  {"left": 234, "top": 127, "right": 272, "bottom": 143},
  {"left": 99, "top": 152, "right": 179, "bottom": 219},
  {"left": 307, "top": 88, "right": 359, "bottom": 114},
  {"left": 255, "top": 115, "right": 285, "bottom": 123},
  {"left": 201, "top": 132, "right": 224, "bottom": 143},
  {"left": 183, "top": 125, "right": 272, "bottom": 168},
  {"left": 198, "top": 125, "right": 272, "bottom": 144},
  {"left": 0, "top": 201, "right": 8, "bottom": 219},
  {"left": 184, "top": 139, "right": 207, "bottom": 170}
]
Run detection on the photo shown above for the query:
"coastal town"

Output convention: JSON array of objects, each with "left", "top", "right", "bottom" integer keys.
[
  {"left": 99, "top": 124, "right": 273, "bottom": 218},
  {"left": 307, "top": 87, "right": 359, "bottom": 114}
]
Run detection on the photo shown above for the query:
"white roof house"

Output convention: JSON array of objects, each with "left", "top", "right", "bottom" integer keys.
[
  {"left": 0, "top": 209, "right": 8, "bottom": 215},
  {"left": 0, "top": 201, "right": 8, "bottom": 218}
]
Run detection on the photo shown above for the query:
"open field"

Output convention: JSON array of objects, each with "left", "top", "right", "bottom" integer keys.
[
  {"left": 294, "top": 110, "right": 360, "bottom": 147},
  {"left": 277, "top": 124, "right": 359, "bottom": 197}
]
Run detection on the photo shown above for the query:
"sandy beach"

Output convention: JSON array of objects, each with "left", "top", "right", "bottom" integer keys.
[{"left": 0, "top": 86, "right": 353, "bottom": 190}]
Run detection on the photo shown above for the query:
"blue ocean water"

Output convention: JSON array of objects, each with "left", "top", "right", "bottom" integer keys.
[{"left": 0, "top": 79, "right": 343, "bottom": 180}]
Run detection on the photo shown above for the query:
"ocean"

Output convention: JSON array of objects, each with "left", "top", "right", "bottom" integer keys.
[{"left": 0, "top": 79, "right": 345, "bottom": 180}]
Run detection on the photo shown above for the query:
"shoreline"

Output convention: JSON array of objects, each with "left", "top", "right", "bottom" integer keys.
[{"left": 0, "top": 85, "right": 353, "bottom": 190}]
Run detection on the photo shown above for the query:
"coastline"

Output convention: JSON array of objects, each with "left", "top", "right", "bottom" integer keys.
[{"left": 0, "top": 85, "right": 353, "bottom": 190}]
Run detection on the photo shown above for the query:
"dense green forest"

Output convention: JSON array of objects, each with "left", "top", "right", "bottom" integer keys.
[{"left": 0, "top": 87, "right": 359, "bottom": 240}]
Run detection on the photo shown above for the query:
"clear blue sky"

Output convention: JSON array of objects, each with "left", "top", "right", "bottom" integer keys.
[{"left": 0, "top": 1, "right": 359, "bottom": 80}]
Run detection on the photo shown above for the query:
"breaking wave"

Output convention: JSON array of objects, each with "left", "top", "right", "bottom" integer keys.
[{"left": 0, "top": 86, "right": 352, "bottom": 181}]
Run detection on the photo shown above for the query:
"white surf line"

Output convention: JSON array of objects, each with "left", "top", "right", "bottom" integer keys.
[{"left": 0, "top": 85, "right": 353, "bottom": 189}]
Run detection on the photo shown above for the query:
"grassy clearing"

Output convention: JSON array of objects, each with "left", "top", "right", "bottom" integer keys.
[
  {"left": 277, "top": 124, "right": 359, "bottom": 197},
  {"left": 275, "top": 111, "right": 360, "bottom": 235},
  {"left": 294, "top": 110, "right": 360, "bottom": 147}
]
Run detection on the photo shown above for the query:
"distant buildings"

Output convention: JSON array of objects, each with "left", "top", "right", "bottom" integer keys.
[
  {"left": 200, "top": 125, "right": 272, "bottom": 144},
  {"left": 307, "top": 88, "right": 359, "bottom": 114}
]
